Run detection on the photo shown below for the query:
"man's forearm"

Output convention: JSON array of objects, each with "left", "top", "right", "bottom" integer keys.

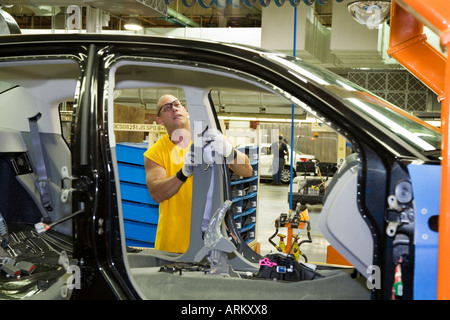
[
  {"left": 228, "top": 150, "right": 253, "bottom": 177},
  {"left": 148, "top": 173, "right": 184, "bottom": 203}
]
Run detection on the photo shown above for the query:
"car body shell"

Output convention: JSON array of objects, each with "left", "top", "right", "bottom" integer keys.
[{"left": 0, "top": 33, "right": 441, "bottom": 300}]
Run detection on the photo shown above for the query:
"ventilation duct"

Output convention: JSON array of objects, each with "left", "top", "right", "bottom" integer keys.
[
  {"left": 261, "top": 5, "right": 336, "bottom": 67},
  {"left": 83, "top": 0, "right": 167, "bottom": 16},
  {"left": 330, "top": 0, "right": 395, "bottom": 68}
]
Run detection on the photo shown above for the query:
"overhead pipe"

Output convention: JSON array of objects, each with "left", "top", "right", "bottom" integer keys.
[
  {"left": 163, "top": 0, "right": 337, "bottom": 8},
  {"left": 166, "top": 7, "right": 200, "bottom": 27},
  {"left": 388, "top": 0, "right": 450, "bottom": 300}
]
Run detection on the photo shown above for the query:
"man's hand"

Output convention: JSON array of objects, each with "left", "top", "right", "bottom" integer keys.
[
  {"left": 203, "top": 129, "right": 233, "bottom": 158},
  {"left": 181, "top": 143, "right": 201, "bottom": 177}
]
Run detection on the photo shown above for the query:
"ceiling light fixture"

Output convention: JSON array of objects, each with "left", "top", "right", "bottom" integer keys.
[
  {"left": 124, "top": 17, "right": 142, "bottom": 31},
  {"left": 347, "top": 1, "right": 391, "bottom": 29}
]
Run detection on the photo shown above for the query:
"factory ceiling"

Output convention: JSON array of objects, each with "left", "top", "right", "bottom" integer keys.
[
  {"left": 0, "top": 0, "right": 440, "bottom": 120},
  {"left": 0, "top": 0, "right": 332, "bottom": 29}
]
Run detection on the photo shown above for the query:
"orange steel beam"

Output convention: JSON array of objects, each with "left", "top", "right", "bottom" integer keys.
[
  {"left": 395, "top": 0, "right": 450, "bottom": 35},
  {"left": 440, "top": 32, "right": 450, "bottom": 301},
  {"left": 388, "top": 0, "right": 450, "bottom": 300},
  {"left": 387, "top": 1, "right": 446, "bottom": 100}
]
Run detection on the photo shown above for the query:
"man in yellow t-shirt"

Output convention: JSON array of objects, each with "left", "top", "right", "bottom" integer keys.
[{"left": 144, "top": 94, "right": 253, "bottom": 253}]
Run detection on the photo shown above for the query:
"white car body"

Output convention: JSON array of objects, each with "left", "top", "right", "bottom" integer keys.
[{"left": 259, "top": 143, "right": 315, "bottom": 183}]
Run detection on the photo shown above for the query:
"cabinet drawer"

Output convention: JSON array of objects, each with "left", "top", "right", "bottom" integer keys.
[
  {"left": 122, "top": 200, "right": 159, "bottom": 224},
  {"left": 118, "top": 162, "right": 146, "bottom": 185},
  {"left": 124, "top": 220, "right": 157, "bottom": 245},
  {"left": 116, "top": 143, "right": 147, "bottom": 165},
  {"left": 120, "top": 181, "right": 158, "bottom": 205}
]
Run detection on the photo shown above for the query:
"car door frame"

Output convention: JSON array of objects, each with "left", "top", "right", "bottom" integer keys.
[{"left": 70, "top": 44, "right": 141, "bottom": 300}]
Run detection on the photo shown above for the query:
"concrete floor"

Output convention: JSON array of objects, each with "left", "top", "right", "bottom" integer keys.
[{"left": 256, "top": 181, "right": 330, "bottom": 264}]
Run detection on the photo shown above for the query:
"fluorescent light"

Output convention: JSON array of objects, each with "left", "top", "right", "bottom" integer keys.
[
  {"left": 124, "top": 18, "right": 142, "bottom": 31},
  {"left": 218, "top": 116, "right": 303, "bottom": 123}
]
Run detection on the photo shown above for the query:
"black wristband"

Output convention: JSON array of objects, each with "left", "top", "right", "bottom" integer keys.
[{"left": 176, "top": 169, "right": 188, "bottom": 182}]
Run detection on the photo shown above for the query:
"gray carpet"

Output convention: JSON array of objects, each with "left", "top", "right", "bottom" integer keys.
[{"left": 130, "top": 266, "right": 370, "bottom": 300}]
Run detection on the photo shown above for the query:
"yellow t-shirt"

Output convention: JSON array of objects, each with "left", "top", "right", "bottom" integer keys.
[{"left": 143, "top": 134, "right": 192, "bottom": 253}]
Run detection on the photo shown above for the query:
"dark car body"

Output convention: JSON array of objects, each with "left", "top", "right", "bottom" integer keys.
[{"left": 0, "top": 33, "right": 441, "bottom": 300}]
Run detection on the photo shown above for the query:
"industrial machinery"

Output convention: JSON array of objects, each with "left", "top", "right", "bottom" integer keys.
[
  {"left": 288, "top": 160, "right": 337, "bottom": 210},
  {"left": 268, "top": 203, "right": 312, "bottom": 263}
]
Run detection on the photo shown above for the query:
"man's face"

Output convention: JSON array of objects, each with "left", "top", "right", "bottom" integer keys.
[{"left": 156, "top": 95, "right": 189, "bottom": 130}]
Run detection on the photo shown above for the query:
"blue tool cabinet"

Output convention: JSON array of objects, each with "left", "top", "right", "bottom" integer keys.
[
  {"left": 116, "top": 142, "right": 159, "bottom": 248},
  {"left": 230, "top": 145, "right": 259, "bottom": 245}
]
